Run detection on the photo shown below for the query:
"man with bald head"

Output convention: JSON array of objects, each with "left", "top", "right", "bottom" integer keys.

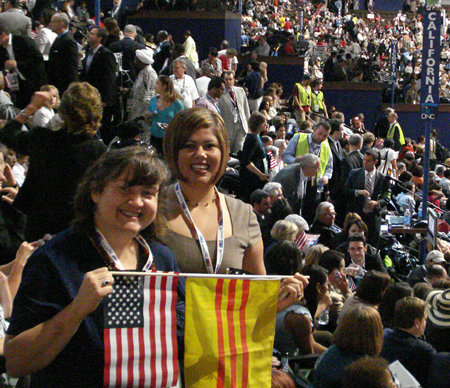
[
  {"left": 273, "top": 153, "right": 322, "bottom": 223},
  {"left": 48, "top": 12, "right": 78, "bottom": 96},
  {"left": 109, "top": 25, "right": 145, "bottom": 83}
]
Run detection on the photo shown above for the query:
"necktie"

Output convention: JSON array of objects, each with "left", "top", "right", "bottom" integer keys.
[
  {"left": 365, "top": 172, "right": 372, "bottom": 195},
  {"left": 230, "top": 90, "right": 235, "bottom": 102}
]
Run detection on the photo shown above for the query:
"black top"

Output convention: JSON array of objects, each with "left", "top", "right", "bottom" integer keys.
[
  {"left": 381, "top": 328, "right": 436, "bottom": 387},
  {"left": 0, "top": 120, "right": 106, "bottom": 240},
  {"left": 8, "top": 227, "right": 182, "bottom": 388}
]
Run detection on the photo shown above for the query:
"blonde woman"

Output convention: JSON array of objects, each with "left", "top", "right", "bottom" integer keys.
[
  {"left": 32, "top": 85, "right": 59, "bottom": 128},
  {"left": 271, "top": 220, "right": 298, "bottom": 243}
]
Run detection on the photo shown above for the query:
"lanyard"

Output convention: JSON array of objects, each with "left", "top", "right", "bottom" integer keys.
[
  {"left": 174, "top": 182, "right": 224, "bottom": 274},
  {"left": 92, "top": 228, "right": 154, "bottom": 271},
  {"left": 206, "top": 93, "right": 221, "bottom": 114},
  {"left": 175, "top": 76, "right": 186, "bottom": 98}
]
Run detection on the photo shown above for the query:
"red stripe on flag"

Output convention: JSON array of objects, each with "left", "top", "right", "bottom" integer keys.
[
  {"left": 104, "top": 329, "right": 111, "bottom": 387},
  {"left": 170, "top": 277, "right": 179, "bottom": 383},
  {"left": 127, "top": 327, "right": 134, "bottom": 387},
  {"left": 227, "top": 280, "right": 238, "bottom": 388},
  {"left": 295, "top": 232, "right": 308, "bottom": 250},
  {"left": 138, "top": 327, "right": 145, "bottom": 387},
  {"left": 160, "top": 276, "right": 168, "bottom": 387},
  {"left": 115, "top": 329, "right": 123, "bottom": 388},
  {"left": 239, "top": 280, "right": 251, "bottom": 388},
  {"left": 149, "top": 275, "right": 157, "bottom": 387},
  {"left": 215, "top": 279, "right": 225, "bottom": 388}
]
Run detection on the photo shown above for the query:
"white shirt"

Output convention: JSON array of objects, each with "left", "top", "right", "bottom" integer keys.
[
  {"left": 12, "top": 162, "right": 26, "bottom": 187},
  {"left": 378, "top": 148, "right": 398, "bottom": 176},
  {"left": 33, "top": 106, "right": 54, "bottom": 128},
  {"left": 170, "top": 74, "right": 199, "bottom": 109},
  {"left": 297, "top": 168, "right": 308, "bottom": 200},
  {"left": 34, "top": 27, "right": 57, "bottom": 61}
]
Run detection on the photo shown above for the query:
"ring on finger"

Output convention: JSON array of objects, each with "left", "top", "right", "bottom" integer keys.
[{"left": 101, "top": 278, "right": 110, "bottom": 287}]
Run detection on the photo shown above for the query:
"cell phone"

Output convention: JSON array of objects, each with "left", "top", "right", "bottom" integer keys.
[{"left": 334, "top": 269, "right": 342, "bottom": 280}]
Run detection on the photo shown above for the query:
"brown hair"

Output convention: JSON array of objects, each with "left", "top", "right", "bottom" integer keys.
[
  {"left": 158, "top": 75, "right": 180, "bottom": 104},
  {"left": 59, "top": 82, "right": 102, "bottom": 136},
  {"left": 342, "top": 356, "right": 393, "bottom": 388},
  {"left": 163, "top": 108, "right": 229, "bottom": 184},
  {"left": 248, "top": 111, "right": 266, "bottom": 133},
  {"left": 344, "top": 218, "right": 368, "bottom": 237},
  {"left": 271, "top": 369, "right": 296, "bottom": 388},
  {"left": 393, "top": 296, "right": 426, "bottom": 330},
  {"left": 333, "top": 305, "right": 383, "bottom": 356},
  {"left": 73, "top": 146, "right": 169, "bottom": 241},
  {"left": 355, "top": 270, "right": 392, "bottom": 305}
]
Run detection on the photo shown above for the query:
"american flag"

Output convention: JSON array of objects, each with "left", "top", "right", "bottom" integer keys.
[
  {"left": 294, "top": 231, "right": 308, "bottom": 251},
  {"left": 104, "top": 274, "right": 179, "bottom": 388},
  {"left": 267, "top": 150, "right": 277, "bottom": 171}
]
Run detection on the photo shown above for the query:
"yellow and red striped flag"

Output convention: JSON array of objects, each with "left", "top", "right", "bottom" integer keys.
[{"left": 184, "top": 277, "right": 279, "bottom": 388}]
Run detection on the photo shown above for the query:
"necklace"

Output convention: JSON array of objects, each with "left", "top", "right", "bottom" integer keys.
[{"left": 184, "top": 191, "right": 218, "bottom": 207}]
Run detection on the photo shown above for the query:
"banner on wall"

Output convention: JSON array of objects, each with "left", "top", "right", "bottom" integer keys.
[{"left": 420, "top": 10, "right": 441, "bottom": 120}]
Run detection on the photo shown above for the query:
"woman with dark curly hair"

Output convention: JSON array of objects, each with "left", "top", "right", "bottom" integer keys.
[
  {"left": 4, "top": 146, "right": 181, "bottom": 388},
  {"left": 0, "top": 82, "right": 107, "bottom": 241}
]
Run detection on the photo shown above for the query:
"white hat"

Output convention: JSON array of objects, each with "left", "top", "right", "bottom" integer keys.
[
  {"left": 426, "top": 250, "right": 446, "bottom": 264},
  {"left": 135, "top": 48, "right": 154, "bottom": 65}
]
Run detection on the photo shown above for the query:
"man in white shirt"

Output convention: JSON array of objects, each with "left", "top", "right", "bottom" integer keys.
[
  {"left": 169, "top": 58, "right": 198, "bottom": 109},
  {"left": 33, "top": 8, "right": 57, "bottom": 61}
]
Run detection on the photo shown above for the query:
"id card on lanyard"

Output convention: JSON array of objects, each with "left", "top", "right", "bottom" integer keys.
[
  {"left": 174, "top": 182, "right": 225, "bottom": 274},
  {"left": 95, "top": 228, "right": 154, "bottom": 271},
  {"left": 229, "top": 92, "right": 240, "bottom": 123}
]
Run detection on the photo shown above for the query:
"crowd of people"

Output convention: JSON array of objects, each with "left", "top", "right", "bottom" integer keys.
[{"left": 0, "top": 0, "right": 447, "bottom": 388}]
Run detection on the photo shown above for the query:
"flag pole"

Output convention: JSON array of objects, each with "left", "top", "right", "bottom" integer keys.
[{"left": 109, "top": 271, "right": 308, "bottom": 280}]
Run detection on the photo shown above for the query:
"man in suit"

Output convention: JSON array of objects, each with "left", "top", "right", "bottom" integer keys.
[
  {"left": 340, "top": 134, "right": 364, "bottom": 187},
  {"left": 218, "top": 70, "right": 250, "bottom": 154},
  {"left": 108, "top": 24, "right": 144, "bottom": 84},
  {"left": 153, "top": 30, "right": 172, "bottom": 74},
  {"left": 0, "top": 26, "right": 46, "bottom": 108},
  {"left": 345, "top": 148, "right": 390, "bottom": 246},
  {"left": 336, "top": 133, "right": 363, "bottom": 225},
  {"left": 327, "top": 119, "right": 345, "bottom": 201},
  {"left": 0, "top": 0, "right": 31, "bottom": 37},
  {"left": 272, "top": 154, "right": 321, "bottom": 224},
  {"left": 81, "top": 26, "right": 118, "bottom": 143},
  {"left": 310, "top": 201, "right": 342, "bottom": 248},
  {"left": 48, "top": 13, "right": 78, "bottom": 98}
]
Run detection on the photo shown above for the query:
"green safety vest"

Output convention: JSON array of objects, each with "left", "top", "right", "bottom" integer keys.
[
  {"left": 311, "top": 90, "right": 325, "bottom": 112},
  {"left": 293, "top": 82, "right": 311, "bottom": 107},
  {"left": 387, "top": 122, "right": 405, "bottom": 146},
  {"left": 294, "top": 133, "right": 331, "bottom": 177}
]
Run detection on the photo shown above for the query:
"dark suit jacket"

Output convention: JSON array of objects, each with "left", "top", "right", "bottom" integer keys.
[
  {"left": 340, "top": 150, "right": 363, "bottom": 188},
  {"left": 345, "top": 168, "right": 390, "bottom": 215},
  {"left": 153, "top": 40, "right": 171, "bottom": 74},
  {"left": 108, "top": 36, "right": 145, "bottom": 82},
  {"left": 272, "top": 163, "right": 301, "bottom": 207},
  {"left": 81, "top": 45, "right": 118, "bottom": 107},
  {"left": 48, "top": 31, "right": 79, "bottom": 96},
  {"left": 0, "top": 34, "right": 46, "bottom": 91},
  {"left": 328, "top": 137, "right": 345, "bottom": 195},
  {"left": 272, "top": 164, "right": 320, "bottom": 219}
]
